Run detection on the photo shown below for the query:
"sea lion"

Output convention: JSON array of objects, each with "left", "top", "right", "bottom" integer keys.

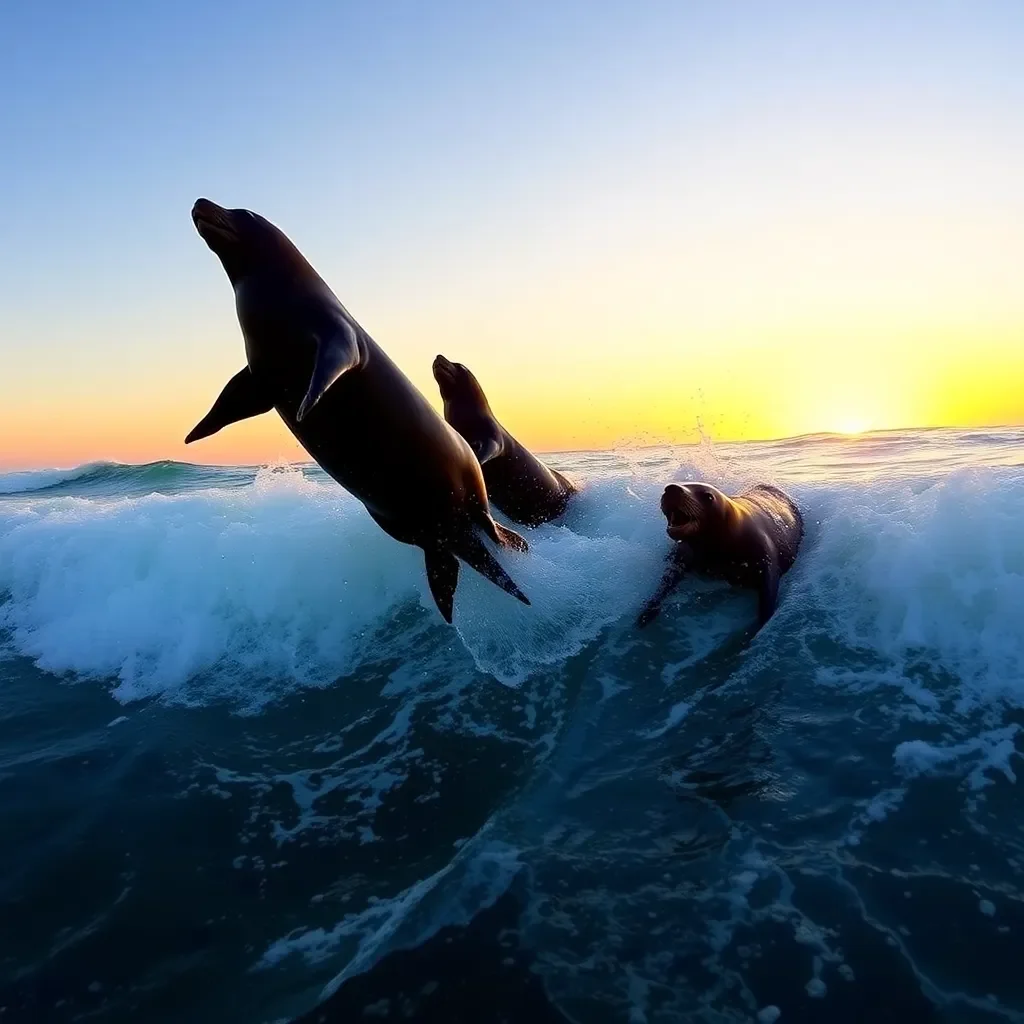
[
  {"left": 636, "top": 482, "right": 803, "bottom": 631},
  {"left": 184, "top": 199, "right": 530, "bottom": 623},
  {"left": 432, "top": 355, "right": 577, "bottom": 527}
]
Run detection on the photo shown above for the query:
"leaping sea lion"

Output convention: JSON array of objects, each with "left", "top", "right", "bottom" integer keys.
[
  {"left": 432, "top": 355, "right": 577, "bottom": 527},
  {"left": 637, "top": 482, "right": 803, "bottom": 631},
  {"left": 184, "top": 199, "right": 530, "bottom": 623}
]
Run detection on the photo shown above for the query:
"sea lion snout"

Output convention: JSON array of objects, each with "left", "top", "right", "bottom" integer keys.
[
  {"left": 661, "top": 484, "right": 688, "bottom": 517},
  {"left": 432, "top": 355, "right": 463, "bottom": 394},
  {"left": 191, "top": 198, "right": 221, "bottom": 224},
  {"left": 191, "top": 199, "right": 237, "bottom": 241},
  {"left": 186, "top": 201, "right": 531, "bottom": 623},
  {"left": 661, "top": 484, "right": 702, "bottom": 539},
  {"left": 640, "top": 480, "right": 804, "bottom": 632}
]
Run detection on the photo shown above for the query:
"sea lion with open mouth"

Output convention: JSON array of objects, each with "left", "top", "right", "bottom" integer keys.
[{"left": 637, "top": 482, "right": 803, "bottom": 631}]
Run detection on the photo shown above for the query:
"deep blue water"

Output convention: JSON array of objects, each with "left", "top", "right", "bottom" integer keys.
[{"left": 1, "top": 427, "right": 1023, "bottom": 1023}]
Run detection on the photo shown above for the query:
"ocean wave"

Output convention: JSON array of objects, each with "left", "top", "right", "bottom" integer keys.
[
  {"left": 3, "top": 431, "right": 1024, "bottom": 1022},
  {"left": 794, "top": 466, "right": 1024, "bottom": 712},
  {"left": 0, "top": 462, "right": 112, "bottom": 495},
  {"left": 0, "top": 459, "right": 232, "bottom": 497},
  {"left": 0, "top": 464, "right": 672, "bottom": 701},
  {"left": 0, "top": 446, "right": 1021, "bottom": 718}
]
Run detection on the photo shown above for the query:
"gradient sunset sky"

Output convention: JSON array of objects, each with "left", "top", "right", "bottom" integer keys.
[{"left": 1, "top": 1, "right": 1022, "bottom": 469}]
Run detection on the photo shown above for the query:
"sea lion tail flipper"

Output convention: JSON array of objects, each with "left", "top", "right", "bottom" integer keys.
[
  {"left": 492, "top": 522, "right": 529, "bottom": 553},
  {"left": 635, "top": 600, "right": 662, "bottom": 629},
  {"left": 424, "top": 549, "right": 460, "bottom": 624},
  {"left": 555, "top": 470, "right": 578, "bottom": 495},
  {"left": 478, "top": 514, "right": 528, "bottom": 553},
  {"left": 458, "top": 533, "right": 530, "bottom": 606},
  {"left": 185, "top": 367, "right": 274, "bottom": 443},
  {"left": 296, "top": 322, "right": 361, "bottom": 422},
  {"left": 756, "top": 563, "right": 780, "bottom": 628},
  {"left": 636, "top": 553, "right": 687, "bottom": 629}
]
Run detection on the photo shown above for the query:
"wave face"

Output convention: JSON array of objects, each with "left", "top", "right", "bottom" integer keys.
[{"left": 1, "top": 427, "right": 1022, "bottom": 1023}]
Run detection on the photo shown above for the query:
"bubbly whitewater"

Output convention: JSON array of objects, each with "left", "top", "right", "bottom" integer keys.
[{"left": 1, "top": 427, "right": 1022, "bottom": 1023}]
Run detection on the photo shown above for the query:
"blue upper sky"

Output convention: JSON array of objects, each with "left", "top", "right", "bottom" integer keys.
[{"left": 1, "top": 1, "right": 1022, "bottom": 465}]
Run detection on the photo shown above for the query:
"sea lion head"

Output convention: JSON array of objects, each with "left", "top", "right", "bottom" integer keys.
[
  {"left": 432, "top": 354, "right": 491, "bottom": 413},
  {"left": 660, "top": 482, "right": 731, "bottom": 541},
  {"left": 191, "top": 198, "right": 311, "bottom": 287}
]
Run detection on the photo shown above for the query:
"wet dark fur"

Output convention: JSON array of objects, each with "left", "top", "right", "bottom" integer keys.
[
  {"left": 184, "top": 199, "right": 529, "bottom": 623},
  {"left": 637, "top": 481, "right": 804, "bottom": 631},
  {"left": 432, "top": 355, "right": 577, "bottom": 527}
]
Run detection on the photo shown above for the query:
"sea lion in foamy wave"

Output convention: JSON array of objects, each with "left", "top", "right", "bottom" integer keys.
[
  {"left": 184, "top": 199, "right": 530, "bottom": 624},
  {"left": 432, "top": 355, "right": 577, "bottom": 527},
  {"left": 637, "top": 482, "right": 803, "bottom": 631}
]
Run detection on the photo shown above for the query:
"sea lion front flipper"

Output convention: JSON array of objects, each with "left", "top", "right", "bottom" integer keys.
[
  {"left": 458, "top": 532, "right": 530, "bottom": 606},
  {"left": 636, "top": 550, "right": 688, "bottom": 629},
  {"left": 296, "top": 320, "right": 361, "bottom": 422},
  {"left": 756, "top": 562, "right": 780, "bottom": 628},
  {"left": 471, "top": 436, "right": 503, "bottom": 465},
  {"left": 185, "top": 367, "right": 274, "bottom": 443},
  {"left": 424, "top": 548, "right": 460, "bottom": 623}
]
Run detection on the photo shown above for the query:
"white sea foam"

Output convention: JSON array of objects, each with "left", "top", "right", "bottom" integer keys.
[
  {"left": 3, "top": 429, "right": 1023, "bottom": 1023},
  {"left": 0, "top": 465, "right": 678, "bottom": 699},
  {"left": 0, "top": 467, "right": 425, "bottom": 705},
  {"left": 792, "top": 465, "right": 1024, "bottom": 715},
  {"left": 893, "top": 726, "right": 1020, "bottom": 790},
  {"left": 0, "top": 442, "right": 1021, "bottom": 719},
  {"left": 257, "top": 832, "right": 523, "bottom": 1001},
  {"left": 640, "top": 699, "right": 692, "bottom": 739}
]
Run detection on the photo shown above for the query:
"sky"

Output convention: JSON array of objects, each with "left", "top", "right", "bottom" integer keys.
[{"left": 1, "top": 0, "right": 1022, "bottom": 469}]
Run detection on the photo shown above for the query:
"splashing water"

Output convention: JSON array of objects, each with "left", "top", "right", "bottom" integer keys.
[{"left": 1, "top": 427, "right": 1022, "bottom": 1023}]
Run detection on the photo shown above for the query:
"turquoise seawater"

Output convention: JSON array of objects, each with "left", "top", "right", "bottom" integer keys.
[{"left": 1, "top": 427, "right": 1022, "bottom": 1023}]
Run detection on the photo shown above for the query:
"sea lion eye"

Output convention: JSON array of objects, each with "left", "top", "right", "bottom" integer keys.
[{"left": 701, "top": 491, "right": 715, "bottom": 504}]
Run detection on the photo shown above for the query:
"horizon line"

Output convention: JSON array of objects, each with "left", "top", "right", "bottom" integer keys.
[{"left": 2, "top": 421, "right": 1021, "bottom": 475}]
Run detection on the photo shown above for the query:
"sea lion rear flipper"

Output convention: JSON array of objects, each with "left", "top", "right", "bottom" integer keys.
[
  {"left": 296, "top": 321, "right": 361, "bottom": 422},
  {"left": 424, "top": 549, "right": 460, "bottom": 623},
  {"left": 491, "top": 521, "right": 528, "bottom": 553},
  {"left": 636, "top": 551, "right": 688, "bottom": 629},
  {"left": 477, "top": 512, "right": 528, "bottom": 552},
  {"left": 554, "top": 470, "right": 578, "bottom": 495},
  {"left": 756, "top": 563, "right": 780, "bottom": 628},
  {"left": 185, "top": 367, "right": 274, "bottom": 443},
  {"left": 458, "top": 533, "right": 530, "bottom": 606}
]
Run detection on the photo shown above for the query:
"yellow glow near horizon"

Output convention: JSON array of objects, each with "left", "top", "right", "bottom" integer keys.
[
  {"left": 832, "top": 418, "right": 871, "bottom": 436},
  {"left": 2, "top": 317, "right": 1020, "bottom": 471},
  {"left": 3, "top": 138, "right": 1024, "bottom": 470},
  {"left": 2, "top": 3, "right": 1024, "bottom": 472}
]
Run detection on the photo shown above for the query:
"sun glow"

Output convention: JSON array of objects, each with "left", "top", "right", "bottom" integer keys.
[{"left": 833, "top": 417, "right": 872, "bottom": 436}]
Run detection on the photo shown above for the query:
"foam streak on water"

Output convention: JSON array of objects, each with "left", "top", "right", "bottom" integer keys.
[{"left": 0, "top": 426, "right": 1022, "bottom": 1024}]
